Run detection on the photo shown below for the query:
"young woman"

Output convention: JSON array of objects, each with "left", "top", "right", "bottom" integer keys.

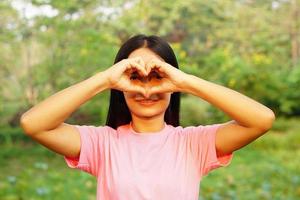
[{"left": 20, "top": 34, "right": 275, "bottom": 199}]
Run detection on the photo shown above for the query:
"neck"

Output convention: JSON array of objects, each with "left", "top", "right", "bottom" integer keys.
[{"left": 131, "top": 115, "right": 165, "bottom": 134}]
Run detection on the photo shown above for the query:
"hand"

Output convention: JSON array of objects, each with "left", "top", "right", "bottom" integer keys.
[
  {"left": 144, "top": 58, "right": 189, "bottom": 97},
  {"left": 103, "top": 57, "right": 149, "bottom": 96},
  {"left": 103, "top": 57, "right": 189, "bottom": 98}
]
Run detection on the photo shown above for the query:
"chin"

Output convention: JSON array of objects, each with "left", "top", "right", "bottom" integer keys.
[
  {"left": 134, "top": 111, "right": 161, "bottom": 118},
  {"left": 131, "top": 108, "right": 166, "bottom": 118}
]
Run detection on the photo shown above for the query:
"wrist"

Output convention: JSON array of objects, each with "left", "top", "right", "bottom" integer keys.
[
  {"left": 178, "top": 73, "right": 193, "bottom": 93},
  {"left": 92, "top": 71, "right": 111, "bottom": 92}
]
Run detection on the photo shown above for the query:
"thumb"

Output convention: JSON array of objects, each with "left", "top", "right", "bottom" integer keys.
[
  {"left": 135, "top": 86, "right": 148, "bottom": 98},
  {"left": 147, "top": 86, "right": 160, "bottom": 97}
]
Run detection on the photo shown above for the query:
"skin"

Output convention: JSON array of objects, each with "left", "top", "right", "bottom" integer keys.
[
  {"left": 123, "top": 48, "right": 173, "bottom": 133},
  {"left": 20, "top": 46, "right": 275, "bottom": 160},
  {"left": 122, "top": 47, "right": 276, "bottom": 157}
]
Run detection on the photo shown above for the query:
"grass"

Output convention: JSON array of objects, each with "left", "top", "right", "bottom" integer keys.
[
  {"left": 200, "top": 117, "right": 300, "bottom": 200},
  {"left": 0, "top": 141, "right": 96, "bottom": 200},
  {"left": 0, "top": 117, "right": 299, "bottom": 199}
]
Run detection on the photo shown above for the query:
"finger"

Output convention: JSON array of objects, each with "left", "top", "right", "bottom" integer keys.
[
  {"left": 135, "top": 57, "right": 146, "bottom": 70},
  {"left": 146, "top": 59, "right": 157, "bottom": 74},
  {"left": 132, "top": 63, "right": 148, "bottom": 77},
  {"left": 131, "top": 57, "right": 146, "bottom": 68},
  {"left": 145, "top": 64, "right": 150, "bottom": 75},
  {"left": 129, "top": 60, "right": 147, "bottom": 77},
  {"left": 146, "top": 59, "right": 156, "bottom": 73},
  {"left": 147, "top": 86, "right": 159, "bottom": 98},
  {"left": 133, "top": 57, "right": 143, "bottom": 66},
  {"left": 148, "top": 85, "right": 171, "bottom": 96},
  {"left": 135, "top": 86, "right": 147, "bottom": 97},
  {"left": 144, "top": 88, "right": 150, "bottom": 99},
  {"left": 126, "top": 61, "right": 143, "bottom": 76},
  {"left": 148, "top": 59, "right": 164, "bottom": 75}
]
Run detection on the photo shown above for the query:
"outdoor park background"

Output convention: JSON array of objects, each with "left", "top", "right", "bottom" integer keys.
[{"left": 1, "top": 0, "right": 300, "bottom": 199}]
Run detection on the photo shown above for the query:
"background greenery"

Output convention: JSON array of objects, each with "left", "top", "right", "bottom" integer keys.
[{"left": 1, "top": 0, "right": 299, "bottom": 199}]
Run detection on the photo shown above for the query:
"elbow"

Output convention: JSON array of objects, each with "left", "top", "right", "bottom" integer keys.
[
  {"left": 20, "top": 114, "right": 34, "bottom": 135},
  {"left": 258, "top": 109, "right": 276, "bottom": 132}
]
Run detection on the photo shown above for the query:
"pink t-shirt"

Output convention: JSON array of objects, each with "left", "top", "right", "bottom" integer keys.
[{"left": 64, "top": 122, "right": 233, "bottom": 200}]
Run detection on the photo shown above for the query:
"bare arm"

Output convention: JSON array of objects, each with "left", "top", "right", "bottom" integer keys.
[
  {"left": 20, "top": 71, "right": 110, "bottom": 157},
  {"left": 140, "top": 58, "right": 275, "bottom": 156},
  {"left": 181, "top": 74, "right": 275, "bottom": 155},
  {"left": 20, "top": 56, "right": 147, "bottom": 158}
]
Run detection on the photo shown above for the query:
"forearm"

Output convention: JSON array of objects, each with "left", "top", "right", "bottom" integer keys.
[
  {"left": 181, "top": 74, "right": 275, "bottom": 129},
  {"left": 20, "top": 71, "right": 110, "bottom": 134}
]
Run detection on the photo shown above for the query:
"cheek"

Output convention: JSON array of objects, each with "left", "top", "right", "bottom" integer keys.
[
  {"left": 123, "top": 92, "right": 137, "bottom": 105},
  {"left": 123, "top": 93, "right": 138, "bottom": 108},
  {"left": 163, "top": 93, "right": 172, "bottom": 102},
  {"left": 157, "top": 95, "right": 171, "bottom": 108}
]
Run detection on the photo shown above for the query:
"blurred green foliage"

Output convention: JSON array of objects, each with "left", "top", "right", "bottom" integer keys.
[
  {"left": 1, "top": 0, "right": 300, "bottom": 128},
  {"left": 1, "top": 0, "right": 300, "bottom": 198},
  {"left": 1, "top": 118, "right": 299, "bottom": 199}
]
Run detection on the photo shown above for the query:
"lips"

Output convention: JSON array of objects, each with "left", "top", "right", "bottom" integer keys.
[{"left": 137, "top": 99, "right": 159, "bottom": 105}]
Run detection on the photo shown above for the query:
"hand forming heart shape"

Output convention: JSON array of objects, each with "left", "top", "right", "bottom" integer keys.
[{"left": 104, "top": 57, "right": 188, "bottom": 98}]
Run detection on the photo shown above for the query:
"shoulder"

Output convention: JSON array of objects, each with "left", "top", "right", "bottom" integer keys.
[
  {"left": 171, "top": 123, "right": 223, "bottom": 136},
  {"left": 73, "top": 124, "right": 117, "bottom": 138}
]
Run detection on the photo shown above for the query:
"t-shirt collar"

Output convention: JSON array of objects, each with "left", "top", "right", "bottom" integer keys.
[{"left": 129, "top": 121, "right": 169, "bottom": 136}]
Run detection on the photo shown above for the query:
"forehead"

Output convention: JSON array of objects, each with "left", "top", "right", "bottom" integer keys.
[{"left": 128, "top": 48, "right": 164, "bottom": 63}]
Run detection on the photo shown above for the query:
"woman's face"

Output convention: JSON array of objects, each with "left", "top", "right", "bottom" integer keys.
[{"left": 123, "top": 48, "right": 172, "bottom": 119}]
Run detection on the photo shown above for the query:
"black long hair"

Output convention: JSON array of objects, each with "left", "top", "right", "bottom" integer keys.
[{"left": 105, "top": 34, "right": 181, "bottom": 129}]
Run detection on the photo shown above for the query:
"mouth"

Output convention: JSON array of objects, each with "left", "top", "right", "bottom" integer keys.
[{"left": 137, "top": 99, "right": 159, "bottom": 105}]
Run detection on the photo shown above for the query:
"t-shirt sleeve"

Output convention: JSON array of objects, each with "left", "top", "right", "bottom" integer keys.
[
  {"left": 185, "top": 123, "right": 234, "bottom": 178},
  {"left": 64, "top": 125, "right": 108, "bottom": 177}
]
